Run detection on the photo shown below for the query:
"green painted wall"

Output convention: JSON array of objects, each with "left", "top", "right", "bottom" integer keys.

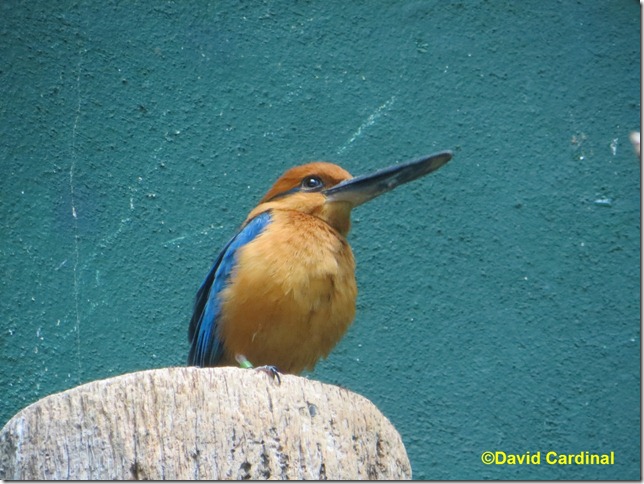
[{"left": 1, "top": 1, "right": 640, "bottom": 479}]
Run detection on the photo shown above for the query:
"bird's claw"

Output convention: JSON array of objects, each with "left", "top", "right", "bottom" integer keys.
[
  {"left": 255, "top": 365, "right": 282, "bottom": 385},
  {"left": 235, "top": 354, "right": 281, "bottom": 385}
]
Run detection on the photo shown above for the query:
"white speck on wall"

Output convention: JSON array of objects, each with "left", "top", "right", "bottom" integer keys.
[
  {"left": 629, "top": 131, "right": 640, "bottom": 157},
  {"left": 594, "top": 197, "right": 613, "bottom": 207}
]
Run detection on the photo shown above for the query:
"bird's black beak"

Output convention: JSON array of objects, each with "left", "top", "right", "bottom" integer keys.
[{"left": 324, "top": 150, "right": 453, "bottom": 207}]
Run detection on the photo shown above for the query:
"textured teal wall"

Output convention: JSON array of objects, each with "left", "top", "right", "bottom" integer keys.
[{"left": 1, "top": 1, "right": 640, "bottom": 479}]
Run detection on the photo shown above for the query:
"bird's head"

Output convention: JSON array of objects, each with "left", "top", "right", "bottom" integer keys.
[{"left": 247, "top": 151, "right": 453, "bottom": 237}]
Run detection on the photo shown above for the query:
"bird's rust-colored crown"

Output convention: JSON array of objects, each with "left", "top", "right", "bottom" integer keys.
[{"left": 259, "top": 162, "right": 352, "bottom": 203}]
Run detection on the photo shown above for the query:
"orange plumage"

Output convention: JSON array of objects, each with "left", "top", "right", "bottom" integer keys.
[{"left": 218, "top": 209, "right": 357, "bottom": 374}]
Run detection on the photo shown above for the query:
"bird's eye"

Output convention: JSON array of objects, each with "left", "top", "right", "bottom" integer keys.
[{"left": 301, "top": 176, "right": 324, "bottom": 190}]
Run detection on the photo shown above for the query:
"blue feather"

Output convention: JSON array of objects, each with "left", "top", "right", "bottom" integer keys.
[{"left": 188, "top": 211, "right": 272, "bottom": 367}]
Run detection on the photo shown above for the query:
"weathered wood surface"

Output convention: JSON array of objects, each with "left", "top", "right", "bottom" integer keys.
[{"left": 0, "top": 367, "right": 411, "bottom": 480}]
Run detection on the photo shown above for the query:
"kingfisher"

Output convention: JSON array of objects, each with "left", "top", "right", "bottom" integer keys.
[{"left": 188, "top": 150, "right": 452, "bottom": 375}]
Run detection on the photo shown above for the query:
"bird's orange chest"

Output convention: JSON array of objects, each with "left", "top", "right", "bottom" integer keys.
[{"left": 218, "top": 210, "right": 357, "bottom": 373}]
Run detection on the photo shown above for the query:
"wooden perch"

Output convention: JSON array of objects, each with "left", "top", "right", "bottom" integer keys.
[{"left": 0, "top": 367, "right": 411, "bottom": 480}]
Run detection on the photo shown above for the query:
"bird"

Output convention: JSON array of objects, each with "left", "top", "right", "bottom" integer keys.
[{"left": 188, "top": 150, "right": 452, "bottom": 375}]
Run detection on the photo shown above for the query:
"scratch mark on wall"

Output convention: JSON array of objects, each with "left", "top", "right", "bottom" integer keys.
[
  {"left": 69, "top": 47, "right": 85, "bottom": 384},
  {"left": 163, "top": 224, "right": 222, "bottom": 246},
  {"left": 76, "top": 218, "right": 133, "bottom": 274},
  {"left": 97, "top": 218, "right": 132, "bottom": 250},
  {"left": 337, "top": 96, "right": 396, "bottom": 155}
]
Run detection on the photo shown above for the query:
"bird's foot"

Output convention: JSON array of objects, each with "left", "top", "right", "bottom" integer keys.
[
  {"left": 254, "top": 365, "right": 281, "bottom": 385},
  {"left": 235, "top": 354, "right": 281, "bottom": 385}
]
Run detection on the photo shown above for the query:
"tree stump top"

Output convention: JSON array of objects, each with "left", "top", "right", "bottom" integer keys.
[{"left": 0, "top": 367, "right": 411, "bottom": 480}]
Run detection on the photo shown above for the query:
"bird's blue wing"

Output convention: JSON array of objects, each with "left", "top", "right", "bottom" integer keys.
[{"left": 188, "top": 211, "right": 272, "bottom": 367}]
